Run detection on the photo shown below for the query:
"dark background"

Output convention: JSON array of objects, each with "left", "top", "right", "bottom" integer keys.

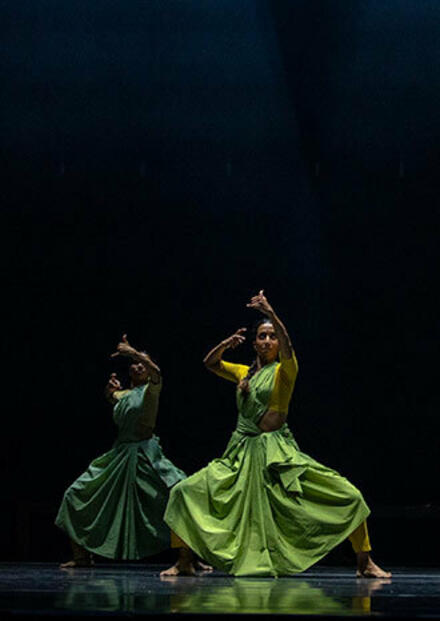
[{"left": 2, "top": 0, "right": 439, "bottom": 564}]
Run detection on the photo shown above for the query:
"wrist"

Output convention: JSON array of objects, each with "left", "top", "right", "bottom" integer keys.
[{"left": 264, "top": 308, "right": 275, "bottom": 319}]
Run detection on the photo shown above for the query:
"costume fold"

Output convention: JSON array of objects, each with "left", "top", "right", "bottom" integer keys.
[
  {"left": 165, "top": 360, "right": 370, "bottom": 576},
  {"left": 56, "top": 383, "right": 185, "bottom": 559}
]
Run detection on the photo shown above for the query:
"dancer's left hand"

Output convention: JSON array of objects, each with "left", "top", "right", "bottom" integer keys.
[
  {"left": 246, "top": 289, "right": 274, "bottom": 317},
  {"left": 111, "top": 334, "right": 137, "bottom": 358}
]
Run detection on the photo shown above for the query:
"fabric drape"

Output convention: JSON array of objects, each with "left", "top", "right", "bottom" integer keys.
[
  {"left": 165, "top": 360, "right": 370, "bottom": 576},
  {"left": 56, "top": 383, "right": 185, "bottom": 559}
]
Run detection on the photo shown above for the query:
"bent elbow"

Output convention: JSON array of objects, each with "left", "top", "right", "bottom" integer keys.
[{"left": 204, "top": 359, "right": 219, "bottom": 373}]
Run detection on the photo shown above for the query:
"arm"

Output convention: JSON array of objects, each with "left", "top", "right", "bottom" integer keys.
[
  {"left": 203, "top": 328, "right": 247, "bottom": 373},
  {"left": 247, "top": 290, "right": 297, "bottom": 364},
  {"left": 111, "top": 334, "right": 161, "bottom": 383},
  {"left": 131, "top": 350, "right": 161, "bottom": 384}
]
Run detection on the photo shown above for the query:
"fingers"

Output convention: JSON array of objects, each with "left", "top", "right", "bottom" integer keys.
[
  {"left": 246, "top": 290, "right": 268, "bottom": 310},
  {"left": 248, "top": 290, "right": 265, "bottom": 301},
  {"left": 232, "top": 329, "right": 246, "bottom": 341},
  {"left": 235, "top": 335, "right": 246, "bottom": 342},
  {"left": 230, "top": 331, "right": 246, "bottom": 349},
  {"left": 106, "top": 374, "right": 121, "bottom": 393},
  {"left": 224, "top": 328, "right": 246, "bottom": 350},
  {"left": 111, "top": 335, "right": 130, "bottom": 358}
]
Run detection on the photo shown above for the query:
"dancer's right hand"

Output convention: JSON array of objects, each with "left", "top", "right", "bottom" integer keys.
[
  {"left": 106, "top": 372, "right": 122, "bottom": 395},
  {"left": 222, "top": 328, "right": 247, "bottom": 350}
]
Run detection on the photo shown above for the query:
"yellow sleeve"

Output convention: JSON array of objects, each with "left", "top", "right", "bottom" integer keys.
[
  {"left": 213, "top": 360, "right": 250, "bottom": 384},
  {"left": 268, "top": 352, "right": 299, "bottom": 413},
  {"left": 113, "top": 389, "right": 131, "bottom": 401}
]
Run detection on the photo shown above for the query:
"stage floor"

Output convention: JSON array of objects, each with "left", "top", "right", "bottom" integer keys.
[{"left": 0, "top": 564, "right": 439, "bottom": 619}]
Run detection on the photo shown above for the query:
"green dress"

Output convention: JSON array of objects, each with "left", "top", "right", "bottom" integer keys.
[
  {"left": 164, "top": 361, "right": 370, "bottom": 576},
  {"left": 55, "top": 381, "right": 186, "bottom": 559}
]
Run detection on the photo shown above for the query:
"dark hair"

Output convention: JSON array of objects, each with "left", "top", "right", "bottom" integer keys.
[{"left": 238, "top": 318, "right": 274, "bottom": 396}]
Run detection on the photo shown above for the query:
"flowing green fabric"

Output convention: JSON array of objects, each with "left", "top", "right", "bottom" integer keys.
[
  {"left": 55, "top": 383, "right": 186, "bottom": 559},
  {"left": 165, "top": 362, "right": 370, "bottom": 576}
]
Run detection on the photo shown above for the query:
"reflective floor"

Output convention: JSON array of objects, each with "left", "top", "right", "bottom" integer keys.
[{"left": 0, "top": 564, "right": 439, "bottom": 619}]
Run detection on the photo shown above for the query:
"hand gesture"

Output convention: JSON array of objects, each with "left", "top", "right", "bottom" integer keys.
[
  {"left": 223, "top": 327, "right": 247, "bottom": 350},
  {"left": 110, "top": 334, "right": 136, "bottom": 359},
  {"left": 246, "top": 289, "right": 274, "bottom": 317},
  {"left": 105, "top": 373, "right": 122, "bottom": 396}
]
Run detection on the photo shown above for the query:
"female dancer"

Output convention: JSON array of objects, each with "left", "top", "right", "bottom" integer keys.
[
  {"left": 163, "top": 291, "right": 391, "bottom": 578},
  {"left": 56, "top": 335, "right": 187, "bottom": 567}
]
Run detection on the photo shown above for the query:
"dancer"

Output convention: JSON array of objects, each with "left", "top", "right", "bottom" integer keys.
[
  {"left": 163, "top": 291, "right": 391, "bottom": 578},
  {"left": 56, "top": 335, "right": 186, "bottom": 567}
]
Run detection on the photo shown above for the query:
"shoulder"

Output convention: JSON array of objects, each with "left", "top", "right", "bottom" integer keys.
[{"left": 113, "top": 389, "right": 131, "bottom": 402}]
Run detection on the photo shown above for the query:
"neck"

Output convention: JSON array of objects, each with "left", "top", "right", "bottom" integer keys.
[
  {"left": 130, "top": 379, "right": 146, "bottom": 388},
  {"left": 257, "top": 355, "right": 276, "bottom": 367}
]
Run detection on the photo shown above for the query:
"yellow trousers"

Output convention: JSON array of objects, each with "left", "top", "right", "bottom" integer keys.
[
  {"left": 171, "top": 521, "right": 371, "bottom": 554},
  {"left": 171, "top": 530, "right": 188, "bottom": 549},
  {"left": 348, "top": 520, "right": 371, "bottom": 553}
]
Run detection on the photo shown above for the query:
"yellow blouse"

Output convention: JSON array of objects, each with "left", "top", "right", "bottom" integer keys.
[{"left": 214, "top": 353, "right": 298, "bottom": 414}]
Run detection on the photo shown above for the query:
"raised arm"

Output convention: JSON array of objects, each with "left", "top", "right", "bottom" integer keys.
[
  {"left": 111, "top": 334, "right": 161, "bottom": 383},
  {"left": 203, "top": 328, "right": 247, "bottom": 373},
  {"left": 246, "top": 290, "right": 295, "bottom": 361}
]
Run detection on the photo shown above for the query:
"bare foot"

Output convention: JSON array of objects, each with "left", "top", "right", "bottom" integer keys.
[
  {"left": 61, "top": 540, "right": 94, "bottom": 570},
  {"left": 160, "top": 561, "right": 196, "bottom": 577},
  {"left": 60, "top": 558, "right": 94, "bottom": 569},
  {"left": 160, "top": 546, "right": 200, "bottom": 577},
  {"left": 195, "top": 559, "right": 213, "bottom": 572},
  {"left": 356, "top": 553, "right": 392, "bottom": 578}
]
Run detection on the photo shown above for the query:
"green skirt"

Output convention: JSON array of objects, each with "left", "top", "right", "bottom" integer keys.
[
  {"left": 164, "top": 427, "right": 370, "bottom": 576},
  {"left": 56, "top": 436, "right": 186, "bottom": 559}
]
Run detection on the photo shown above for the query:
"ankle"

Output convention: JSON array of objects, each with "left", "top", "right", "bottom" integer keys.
[
  {"left": 356, "top": 552, "right": 370, "bottom": 568},
  {"left": 178, "top": 548, "right": 193, "bottom": 561}
]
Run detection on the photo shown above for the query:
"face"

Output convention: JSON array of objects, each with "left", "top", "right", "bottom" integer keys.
[
  {"left": 129, "top": 361, "right": 149, "bottom": 385},
  {"left": 254, "top": 322, "right": 279, "bottom": 364}
]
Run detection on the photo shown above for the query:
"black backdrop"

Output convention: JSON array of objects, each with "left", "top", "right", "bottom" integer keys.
[{"left": 2, "top": 1, "right": 439, "bottom": 563}]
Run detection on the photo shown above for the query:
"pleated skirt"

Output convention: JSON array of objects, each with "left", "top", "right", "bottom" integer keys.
[
  {"left": 56, "top": 438, "right": 185, "bottom": 559},
  {"left": 164, "top": 427, "right": 370, "bottom": 576}
]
